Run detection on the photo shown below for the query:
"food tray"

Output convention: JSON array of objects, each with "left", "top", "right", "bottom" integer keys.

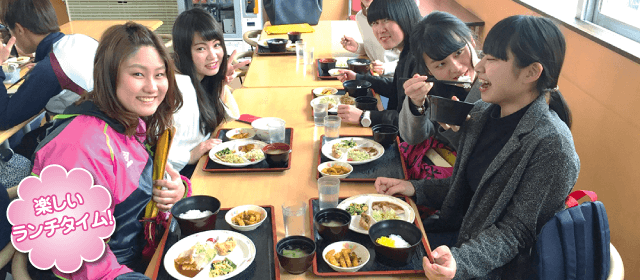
[
  {"left": 203, "top": 128, "right": 293, "bottom": 172},
  {"left": 154, "top": 206, "right": 280, "bottom": 280},
  {"left": 316, "top": 59, "right": 339, "bottom": 80},
  {"left": 317, "top": 135, "right": 408, "bottom": 182},
  {"left": 308, "top": 197, "right": 428, "bottom": 276},
  {"left": 255, "top": 45, "right": 296, "bottom": 56}
]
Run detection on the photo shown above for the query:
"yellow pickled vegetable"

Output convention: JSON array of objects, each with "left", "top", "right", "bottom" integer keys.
[{"left": 376, "top": 236, "right": 396, "bottom": 248}]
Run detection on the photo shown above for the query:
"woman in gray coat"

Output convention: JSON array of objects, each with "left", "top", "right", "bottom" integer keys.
[{"left": 374, "top": 15, "right": 580, "bottom": 279}]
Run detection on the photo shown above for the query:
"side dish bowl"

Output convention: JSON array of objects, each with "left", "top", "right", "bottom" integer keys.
[
  {"left": 225, "top": 205, "right": 268, "bottom": 231},
  {"left": 318, "top": 161, "right": 353, "bottom": 179},
  {"left": 225, "top": 128, "right": 256, "bottom": 140},
  {"left": 321, "top": 241, "right": 370, "bottom": 272}
]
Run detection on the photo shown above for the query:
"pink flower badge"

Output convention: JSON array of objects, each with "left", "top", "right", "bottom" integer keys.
[{"left": 7, "top": 164, "right": 116, "bottom": 273}]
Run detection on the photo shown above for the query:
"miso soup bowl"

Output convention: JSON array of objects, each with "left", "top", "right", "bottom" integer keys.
[
  {"left": 171, "top": 195, "right": 221, "bottom": 238},
  {"left": 276, "top": 236, "right": 316, "bottom": 274},
  {"left": 428, "top": 95, "right": 474, "bottom": 126},
  {"left": 314, "top": 208, "right": 351, "bottom": 242}
]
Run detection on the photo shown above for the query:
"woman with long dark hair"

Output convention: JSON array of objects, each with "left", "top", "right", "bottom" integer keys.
[
  {"left": 375, "top": 15, "right": 579, "bottom": 279},
  {"left": 168, "top": 8, "right": 240, "bottom": 177},
  {"left": 336, "top": 0, "right": 421, "bottom": 128}
]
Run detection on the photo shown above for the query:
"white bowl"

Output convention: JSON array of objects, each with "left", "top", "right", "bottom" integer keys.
[
  {"left": 225, "top": 205, "right": 268, "bottom": 232},
  {"left": 322, "top": 241, "right": 370, "bottom": 272},
  {"left": 225, "top": 128, "right": 256, "bottom": 140},
  {"left": 251, "top": 117, "right": 285, "bottom": 141},
  {"left": 318, "top": 161, "right": 353, "bottom": 179},
  {"left": 313, "top": 87, "right": 338, "bottom": 97},
  {"left": 328, "top": 69, "right": 341, "bottom": 76}
]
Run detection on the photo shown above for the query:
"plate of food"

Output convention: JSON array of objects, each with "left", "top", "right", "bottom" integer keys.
[
  {"left": 164, "top": 230, "right": 256, "bottom": 279},
  {"left": 5, "top": 56, "right": 30, "bottom": 65},
  {"left": 208, "top": 139, "right": 267, "bottom": 167},
  {"left": 337, "top": 194, "right": 415, "bottom": 235},
  {"left": 313, "top": 87, "right": 339, "bottom": 97},
  {"left": 321, "top": 137, "right": 384, "bottom": 165},
  {"left": 310, "top": 95, "right": 340, "bottom": 114}
]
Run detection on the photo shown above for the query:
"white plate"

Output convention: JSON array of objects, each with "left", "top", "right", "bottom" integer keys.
[
  {"left": 5, "top": 56, "right": 30, "bottom": 65},
  {"left": 225, "top": 128, "right": 256, "bottom": 140},
  {"left": 321, "top": 137, "right": 384, "bottom": 165},
  {"left": 208, "top": 139, "right": 267, "bottom": 167},
  {"left": 337, "top": 194, "right": 416, "bottom": 234},
  {"left": 310, "top": 95, "right": 340, "bottom": 114},
  {"left": 313, "top": 87, "right": 338, "bottom": 97},
  {"left": 164, "top": 230, "right": 256, "bottom": 280}
]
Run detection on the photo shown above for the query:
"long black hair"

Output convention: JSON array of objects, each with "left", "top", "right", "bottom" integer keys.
[
  {"left": 410, "top": 11, "right": 474, "bottom": 74},
  {"left": 172, "top": 8, "right": 228, "bottom": 136},
  {"left": 366, "top": 0, "right": 422, "bottom": 51},
  {"left": 483, "top": 15, "right": 572, "bottom": 128}
]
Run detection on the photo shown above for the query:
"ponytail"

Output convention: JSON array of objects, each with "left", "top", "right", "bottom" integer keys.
[{"left": 546, "top": 87, "right": 572, "bottom": 129}]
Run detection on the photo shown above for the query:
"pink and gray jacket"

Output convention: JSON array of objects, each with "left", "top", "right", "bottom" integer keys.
[{"left": 33, "top": 101, "right": 190, "bottom": 279}]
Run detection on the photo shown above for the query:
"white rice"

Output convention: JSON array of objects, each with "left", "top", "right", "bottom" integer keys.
[
  {"left": 389, "top": 234, "right": 410, "bottom": 248},
  {"left": 179, "top": 209, "right": 213, "bottom": 219}
]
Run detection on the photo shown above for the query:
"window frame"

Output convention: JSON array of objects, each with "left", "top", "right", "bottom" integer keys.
[
  {"left": 580, "top": 0, "right": 640, "bottom": 44},
  {"left": 515, "top": 0, "right": 640, "bottom": 64}
]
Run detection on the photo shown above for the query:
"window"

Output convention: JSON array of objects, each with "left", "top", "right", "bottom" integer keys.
[{"left": 579, "top": 0, "right": 640, "bottom": 43}]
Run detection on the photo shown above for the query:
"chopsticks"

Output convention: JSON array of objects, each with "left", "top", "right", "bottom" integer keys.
[{"left": 398, "top": 77, "right": 472, "bottom": 87}]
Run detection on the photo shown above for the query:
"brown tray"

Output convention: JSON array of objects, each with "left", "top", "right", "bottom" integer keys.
[
  {"left": 309, "top": 197, "right": 429, "bottom": 277},
  {"left": 255, "top": 45, "right": 296, "bottom": 56},
  {"left": 316, "top": 135, "right": 409, "bottom": 182},
  {"left": 202, "top": 128, "right": 293, "bottom": 172},
  {"left": 153, "top": 205, "right": 280, "bottom": 280}
]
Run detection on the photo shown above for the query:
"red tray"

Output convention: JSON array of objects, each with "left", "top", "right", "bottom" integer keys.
[
  {"left": 309, "top": 197, "right": 431, "bottom": 277},
  {"left": 202, "top": 128, "right": 294, "bottom": 172},
  {"left": 316, "top": 59, "right": 338, "bottom": 80},
  {"left": 316, "top": 135, "right": 409, "bottom": 182}
]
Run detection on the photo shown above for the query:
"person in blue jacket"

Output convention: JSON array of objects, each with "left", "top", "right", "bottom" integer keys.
[{"left": 0, "top": 0, "right": 98, "bottom": 130}]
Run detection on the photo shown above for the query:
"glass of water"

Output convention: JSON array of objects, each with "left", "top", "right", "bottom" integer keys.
[
  {"left": 323, "top": 115, "right": 341, "bottom": 142},
  {"left": 296, "top": 41, "right": 306, "bottom": 64},
  {"left": 282, "top": 201, "right": 308, "bottom": 236},
  {"left": 318, "top": 177, "right": 340, "bottom": 210},
  {"left": 268, "top": 119, "right": 286, "bottom": 144},
  {"left": 312, "top": 102, "right": 328, "bottom": 126}
]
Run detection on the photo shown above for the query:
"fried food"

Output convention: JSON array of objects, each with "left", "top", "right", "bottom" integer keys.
[
  {"left": 230, "top": 132, "right": 250, "bottom": 139},
  {"left": 322, "top": 165, "right": 350, "bottom": 175},
  {"left": 174, "top": 239, "right": 217, "bottom": 277},
  {"left": 371, "top": 201, "right": 405, "bottom": 215},
  {"left": 359, "top": 213, "right": 375, "bottom": 230},
  {"left": 321, "top": 88, "right": 334, "bottom": 95},
  {"left": 238, "top": 144, "right": 255, "bottom": 153},
  {"left": 328, "top": 248, "right": 360, "bottom": 268},
  {"left": 215, "top": 236, "right": 237, "bottom": 256},
  {"left": 232, "top": 210, "right": 262, "bottom": 226},
  {"left": 340, "top": 93, "right": 355, "bottom": 105},
  {"left": 325, "top": 249, "right": 340, "bottom": 266}
]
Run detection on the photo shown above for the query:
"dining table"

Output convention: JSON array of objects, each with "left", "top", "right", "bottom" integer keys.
[
  {"left": 241, "top": 21, "right": 364, "bottom": 88},
  {"left": 145, "top": 85, "right": 431, "bottom": 279},
  {"left": 60, "top": 19, "right": 164, "bottom": 41}
]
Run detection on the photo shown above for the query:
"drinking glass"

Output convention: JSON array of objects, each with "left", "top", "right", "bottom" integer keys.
[
  {"left": 323, "top": 116, "right": 341, "bottom": 142},
  {"left": 318, "top": 177, "right": 340, "bottom": 210},
  {"left": 268, "top": 119, "right": 286, "bottom": 144},
  {"left": 282, "top": 201, "right": 308, "bottom": 236},
  {"left": 312, "top": 102, "right": 328, "bottom": 126},
  {"left": 296, "top": 41, "right": 306, "bottom": 64},
  {"left": 305, "top": 47, "right": 315, "bottom": 65}
]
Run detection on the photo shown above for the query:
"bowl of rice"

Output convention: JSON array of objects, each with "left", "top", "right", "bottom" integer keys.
[
  {"left": 368, "top": 220, "right": 423, "bottom": 267},
  {"left": 171, "top": 195, "right": 221, "bottom": 238}
]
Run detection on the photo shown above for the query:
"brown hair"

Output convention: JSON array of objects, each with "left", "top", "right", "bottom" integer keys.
[
  {"left": 0, "top": 0, "right": 59, "bottom": 34},
  {"left": 78, "top": 22, "right": 182, "bottom": 144}
]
